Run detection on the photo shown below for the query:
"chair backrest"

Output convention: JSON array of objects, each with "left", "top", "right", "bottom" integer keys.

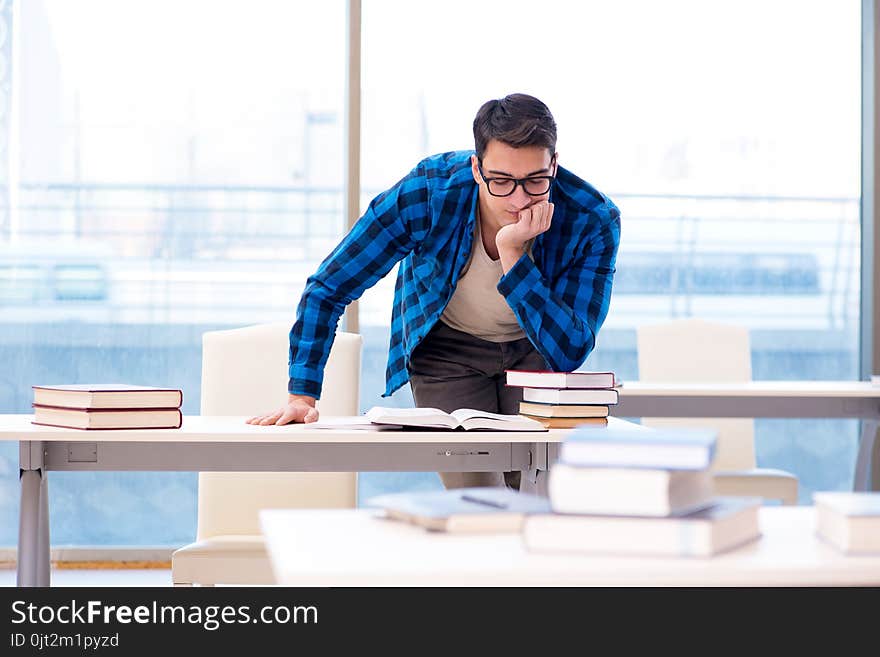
[
  {"left": 197, "top": 322, "right": 360, "bottom": 539},
  {"left": 636, "top": 318, "right": 756, "bottom": 470}
]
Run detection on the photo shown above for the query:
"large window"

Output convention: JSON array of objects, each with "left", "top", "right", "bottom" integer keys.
[
  {"left": 0, "top": 0, "right": 345, "bottom": 545},
  {"left": 357, "top": 0, "right": 861, "bottom": 502},
  {"left": 0, "top": 1, "right": 865, "bottom": 547}
]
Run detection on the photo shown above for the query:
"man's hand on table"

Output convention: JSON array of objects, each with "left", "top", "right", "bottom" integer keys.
[{"left": 246, "top": 394, "right": 318, "bottom": 425}]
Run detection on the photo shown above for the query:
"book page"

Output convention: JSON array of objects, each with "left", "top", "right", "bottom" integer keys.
[
  {"left": 449, "top": 408, "right": 524, "bottom": 423},
  {"left": 451, "top": 409, "right": 546, "bottom": 432},
  {"left": 366, "top": 406, "right": 450, "bottom": 419},
  {"left": 365, "top": 406, "right": 457, "bottom": 429}
]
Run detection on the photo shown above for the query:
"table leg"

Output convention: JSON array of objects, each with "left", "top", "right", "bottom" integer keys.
[
  {"left": 520, "top": 442, "right": 557, "bottom": 496},
  {"left": 37, "top": 473, "right": 51, "bottom": 586},
  {"left": 854, "top": 420, "right": 880, "bottom": 492},
  {"left": 17, "top": 469, "right": 42, "bottom": 587},
  {"left": 519, "top": 469, "right": 550, "bottom": 497}
]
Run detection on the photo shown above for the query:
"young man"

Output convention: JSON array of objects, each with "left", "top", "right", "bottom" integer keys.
[{"left": 247, "top": 93, "right": 620, "bottom": 490}]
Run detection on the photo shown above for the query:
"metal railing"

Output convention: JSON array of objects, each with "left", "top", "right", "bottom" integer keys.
[{"left": 1, "top": 182, "right": 861, "bottom": 330}]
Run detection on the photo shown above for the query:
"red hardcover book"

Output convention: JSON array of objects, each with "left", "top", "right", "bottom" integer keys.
[
  {"left": 32, "top": 384, "right": 183, "bottom": 410},
  {"left": 505, "top": 370, "right": 618, "bottom": 389},
  {"left": 31, "top": 404, "right": 183, "bottom": 430}
]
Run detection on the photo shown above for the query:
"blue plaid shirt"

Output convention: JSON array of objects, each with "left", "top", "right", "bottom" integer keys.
[{"left": 289, "top": 150, "right": 620, "bottom": 399}]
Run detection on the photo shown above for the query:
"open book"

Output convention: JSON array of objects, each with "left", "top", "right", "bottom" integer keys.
[{"left": 365, "top": 406, "right": 547, "bottom": 431}]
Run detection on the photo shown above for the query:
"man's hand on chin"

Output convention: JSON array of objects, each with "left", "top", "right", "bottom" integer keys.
[{"left": 496, "top": 201, "right": 554, "bottom": 272}]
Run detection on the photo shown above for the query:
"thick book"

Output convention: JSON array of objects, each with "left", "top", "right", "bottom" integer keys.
[
  {"left": 519, "top": 402, "right": 609, "bottom": 418},
  {"left": 520, "top": 415, "right": 609, "bottom": 429},
  {"left": 32, "top": 405, "right": 183, "bottom": 430},
  {"left": 814, "top": 492, "right": 880, "bottom": 553},
  {"left": 560, "top": 425, "right": 717, "bottom": 470},
  {"left": 548, "top": 463, "right": 715, "bottom": 516},
  {"left": 506, "top": 369, "right": 617, "bottom": 389},
  {"left": 365, "top": 406, "right": 546, "bottom": 432},
  {"left": 32, "top": 384, "right": 183, "bottom": 410},
  {"left": 367, "top": 487, "right": 552, "bottom": 533},
  {"left": 522, "top": 388, "right": 619, "bottom": 405},
  {"left": 522, "top": 497, "right": 762, "bottom": 557}
]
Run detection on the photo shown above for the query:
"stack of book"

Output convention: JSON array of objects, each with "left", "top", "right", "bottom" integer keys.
[
  {"left": 31, "top": 384, "right": 184, "bottom": 430},
  {"left": 522, "top": 423, "right": 763, "bottom": 557},
  {"left": 506, "top": 369, "right": 620, "bottom": 428}
]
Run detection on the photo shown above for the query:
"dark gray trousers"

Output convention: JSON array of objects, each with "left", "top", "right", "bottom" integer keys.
[{"left": 407, "top": 320, "right": 549, "bottom": 490}]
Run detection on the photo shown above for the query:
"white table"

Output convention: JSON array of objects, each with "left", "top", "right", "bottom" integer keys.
[
  {"left": 1, "top": 413, "right": 593, "bottom": 587},
  {"left": 260, "top": 506, "right": 880, "bottom": 587},
  {"left": 616, "top": 381, "right": 880, "bottom": 490}
]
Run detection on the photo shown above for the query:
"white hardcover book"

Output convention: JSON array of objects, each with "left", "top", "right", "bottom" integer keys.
[
  {"left": 522, "top": 497, "right": 762, "bottom": 558},
  {"left": 548, "top": 464, "right": 714, "bottom": 517},
  {"left": 522, "top": 388, "right": 619, "bottom": 405},
  {"left": 560, "top": 425, "right": 717, "bottom": 470},
  {"left": 506, "top": 370, "right": 617, "bottom": 389},
  {"left": 813, "top": 492, "right": 880, "bottom": 554},
  {"left": 367, "top": 487, "right": 552, "bottom": 533}
]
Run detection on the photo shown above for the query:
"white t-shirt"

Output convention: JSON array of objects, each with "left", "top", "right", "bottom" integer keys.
[{"left": 439, "top": 217, "right": 529, "bottom": 342}]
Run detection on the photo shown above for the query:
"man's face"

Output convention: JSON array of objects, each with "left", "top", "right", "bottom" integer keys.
[{"left": 471, "top": 140, "right": 557, "bottom": 225}]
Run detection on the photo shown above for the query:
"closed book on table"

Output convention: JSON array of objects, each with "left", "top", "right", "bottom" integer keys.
[
  {"left": 520, "top": 416, "right": 609, "bottom": 429},
  {"left": 367, "top": 487, "right": 552, "bottom": 533},
  {"left": 522, "top": 388, "right": 619, "bottom": 405},
  {"left": 548, "top": 463, "right": 714, "bottom": 516},
  {"left": 813, "top": 492, "right": 880, "bottom": 554},
  {"left": 32, "top": 384, "right": 183, "bottom": 410},
  {"left": 519, "top": 402, "right": 609, "bottom": 418},
  {"left": 506, "top": 370, "right": 617, "bottom": 389},
  {"left": 560, "top": 425, "right": 717, "bottom": 470},
  {"left": 522, "top": 497, "right": 762, "bottom": 557},
  {"left": 32, "top": 405, "right": 183, "bottom": 430}
]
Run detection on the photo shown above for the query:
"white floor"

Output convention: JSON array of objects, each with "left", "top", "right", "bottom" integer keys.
[{"left": 0, "top": 568, "right": 174, "bottom": 587}]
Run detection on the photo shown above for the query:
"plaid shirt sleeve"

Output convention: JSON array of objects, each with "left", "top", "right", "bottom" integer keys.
[
  {"left": 496, "top": 200, "right": 620, "bottom": 372},
  {"left": 288, "top": 168, "right": 429, "bottom": 398}
]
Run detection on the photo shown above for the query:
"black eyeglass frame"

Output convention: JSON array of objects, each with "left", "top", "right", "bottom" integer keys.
[{"left": 477, "top": 157, "right": 557, "bottom": 198}]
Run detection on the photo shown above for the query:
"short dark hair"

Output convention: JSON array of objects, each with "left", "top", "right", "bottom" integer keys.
[{"left": 472, "top": 93, "right": 557, "bottom": 161}]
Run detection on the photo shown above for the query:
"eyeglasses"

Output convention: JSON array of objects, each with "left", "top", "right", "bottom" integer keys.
[{"left": 477, "top": 160, "right": 556, "bottom": 198}]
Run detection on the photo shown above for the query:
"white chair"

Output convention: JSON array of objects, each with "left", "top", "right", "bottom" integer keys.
[
  {"left": 636, "top": 318, "right": 798, "bottom": 505},
  {"left": 171, "top": 323, "right": 361, "bottom": 586}
]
